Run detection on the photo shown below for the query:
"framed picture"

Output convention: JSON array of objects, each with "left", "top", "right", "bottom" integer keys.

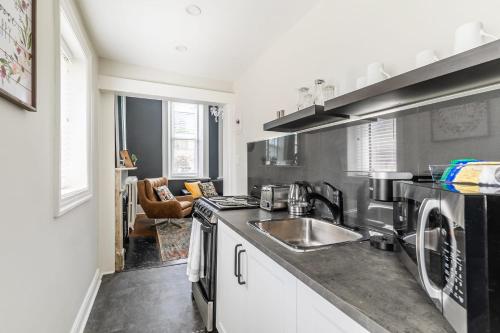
[
  {"left": 120, "top": 150, "right": 134, "bottom": 168},
  {"left": 431, "top": 101, "right": 489, "bottom": 142},
  {"left": 0, "top": 0, "right": 36, "bottom": 111}
]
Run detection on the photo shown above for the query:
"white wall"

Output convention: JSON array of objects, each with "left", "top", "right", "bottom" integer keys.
[
  {"left": 99, "top": 58, "right": 234, "bottom": 93},
  {"left": 97, "top": 93, "right": 116, "bottom": 274},
  {"left": 233, "top": 0, "right": 500, "bottom": 193},
  {"left": 99, "top": 75, "right": 235, "bottom": 105},
  {"left": 0, "top": 1, "right": 100, "bottom": 332}
]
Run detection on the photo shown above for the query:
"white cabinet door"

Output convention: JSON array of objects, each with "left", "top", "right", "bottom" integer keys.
[
  {"left": 216, "top": 222, "right": 248, "bottom": 333},
  {"left": 246, "top": 246, "right": 297, "bottom": 333},
  {"left": 297, "top": 281, "right": 369, "bottom": 333},
  {"left": 217, "top": 221, "right": 367, "bottom": 333}
]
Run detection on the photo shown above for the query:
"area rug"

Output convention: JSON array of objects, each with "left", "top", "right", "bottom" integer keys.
[{"left": 156, "top": 218, "right": 192, "bottom": 263}]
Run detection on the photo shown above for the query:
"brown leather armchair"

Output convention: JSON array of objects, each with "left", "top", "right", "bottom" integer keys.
[{"left": 138, "top": 177, "right": 194, "bottom": 219}]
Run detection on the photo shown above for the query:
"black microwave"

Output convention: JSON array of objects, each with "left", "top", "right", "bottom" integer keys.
[{"left": 393, "top": 181, "right": 500, "bottom": 333}]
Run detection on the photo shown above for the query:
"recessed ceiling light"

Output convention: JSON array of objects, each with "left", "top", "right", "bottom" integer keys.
[
  {"left": 175, "top": 45, "right": 188, "bottom": 52},
  {"left": 186, "top": 4, "right": 202, "bottom": 16}
]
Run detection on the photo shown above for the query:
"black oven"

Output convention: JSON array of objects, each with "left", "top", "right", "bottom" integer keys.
[{"left": 191, "top": 201, "right": 218, "bottom": 332}]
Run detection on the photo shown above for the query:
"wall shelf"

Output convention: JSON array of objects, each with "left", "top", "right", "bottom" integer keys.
[
  {"left": 263, "top": 105, "right": 349, "bottom": 132},
  {"left": 263, "top": 40, "right": 500, "bottom": 133},
  {"left": 115, "top": 167, "right": 137, "bottom": 171}
]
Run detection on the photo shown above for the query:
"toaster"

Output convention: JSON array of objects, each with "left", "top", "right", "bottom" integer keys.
[{"left": 260, "top": 185, "right": 290, "bottom": 211}]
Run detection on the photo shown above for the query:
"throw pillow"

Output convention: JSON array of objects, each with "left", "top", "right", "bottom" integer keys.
[
  {"left": 185, "top": 182, "right": 202, "bottom": 199},
  {"left": 199, "top": 182, "right": 219, "bottom": 197},
  {"left": 154, "top": 185, "right": 176, "bottom": 202}
]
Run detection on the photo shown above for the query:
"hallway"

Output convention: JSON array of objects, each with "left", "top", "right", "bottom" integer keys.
[{"left": 85, "top": 265, "right": 204, "bottom": 333}]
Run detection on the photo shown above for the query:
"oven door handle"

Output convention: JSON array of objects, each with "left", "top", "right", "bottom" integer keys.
[
  {"left": 193, "top": 212, "right": 214, "bottom": 234},
  {"left": 234, "top": 244, "right": 242, "bottom": 277},
  {"left": 200, "top": 223, "right": 213, "bottom": 234},
  {"left": 416, "top": 198, "right": 442, "bottom": 309}
]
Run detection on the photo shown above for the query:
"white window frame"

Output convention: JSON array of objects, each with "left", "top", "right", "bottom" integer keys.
[
  {"left": 55, "top": 1, "right": 94, "bottom": 217},
  {"left": 163, "top": 101, "right": 207, "bottom": 179}
]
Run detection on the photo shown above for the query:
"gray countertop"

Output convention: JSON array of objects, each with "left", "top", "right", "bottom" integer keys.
[{"left": 214, "top": 208, "right": 454, "bottom": 333}]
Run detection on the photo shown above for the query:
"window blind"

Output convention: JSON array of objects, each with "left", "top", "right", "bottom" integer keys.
[
  {"left": 347, "top": 118, "right": 397, "bottom": 173},
  {"left": 56, "top": 5, "right": 92, "bottom": 215},
  {"left": 60, "top": 37, "right": 88, "bottom": 196},
  {"left": 60, "top": 49, "right": 74, "bottom": 193}
]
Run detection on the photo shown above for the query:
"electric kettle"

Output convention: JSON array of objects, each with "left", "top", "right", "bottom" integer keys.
[{"left": 288, "top": 181, "right": 313, "bottom": 216}]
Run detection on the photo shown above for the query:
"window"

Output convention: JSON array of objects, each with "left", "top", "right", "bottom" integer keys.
[
  {"left": 347, "top": 119, "right": 397, "bottom": 174},
  {"left": 265, "top": 134, "right": 298, "bottom": 166},
  {"left": 167, "top": 102, "right": 205, "bottom": 178},
  {"left": 56, "top": 5, "right": 92, "bottom": 216}
]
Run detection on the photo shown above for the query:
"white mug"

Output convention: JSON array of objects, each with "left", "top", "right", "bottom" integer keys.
[
  {"left": 366, "top": 62, "right": 391, "bottom": 85},
  {"left": 356, "top": 76, "right": 367, "bottom": 89},
  {"left": 454, "top": 21, "right": 497, "bottom": 54},
  {"left": 415, "top": 50, "right": 439, "bottom": 68},
  {"left": 337, "top": 79, "right": 353, "bottom": 96}
]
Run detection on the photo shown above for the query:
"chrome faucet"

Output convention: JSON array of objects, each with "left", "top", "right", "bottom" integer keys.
[{"left": 305, "top": 182, "right": 343, "bottom": 225}]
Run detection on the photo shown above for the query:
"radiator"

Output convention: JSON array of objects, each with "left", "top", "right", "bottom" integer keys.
[{"left": 125, "top": 176, "right": 138, "bottom": 231}]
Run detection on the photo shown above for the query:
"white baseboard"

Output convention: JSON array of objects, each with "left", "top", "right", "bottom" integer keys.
[{"left": 70, "top": 268, "right": 102, "bottom": 333}]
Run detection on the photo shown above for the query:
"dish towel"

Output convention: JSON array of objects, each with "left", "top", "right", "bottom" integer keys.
[
  {"left": 187, "top": 217, "right": 205, "bottom": 282},
  {"left": 125, "top": 176, "right": 138, "bottom": 231}
]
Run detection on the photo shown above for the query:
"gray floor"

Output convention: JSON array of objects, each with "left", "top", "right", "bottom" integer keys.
[{"left": 85, "top": 264, "right": 205, "bottom": 333}]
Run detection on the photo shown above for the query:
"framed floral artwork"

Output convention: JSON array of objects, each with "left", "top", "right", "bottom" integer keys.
[{"left": 0, "top": 0, "right": 36, "bottom": 111}]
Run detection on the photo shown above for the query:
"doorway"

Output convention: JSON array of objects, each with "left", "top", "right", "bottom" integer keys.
[{"left": 115, "top": 95, "right": 223, "bottom": 271}]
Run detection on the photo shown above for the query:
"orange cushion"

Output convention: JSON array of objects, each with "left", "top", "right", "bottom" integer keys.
[{"left": 185, "top": 182, "right": 202, "bottom": 199}]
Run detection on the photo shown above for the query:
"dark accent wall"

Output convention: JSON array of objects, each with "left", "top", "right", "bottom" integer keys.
[
  {"left": 121, "top": 98, "right": 221, "bottom": 181},
  {"left": 248, "top": 89, "right": 500, "bottom": 234},
  {"left": 208, "top": 110, "right": 219, "bottom": 179},
  {"left": 126, "top": 97, "right": 163, "bottom": 180}
]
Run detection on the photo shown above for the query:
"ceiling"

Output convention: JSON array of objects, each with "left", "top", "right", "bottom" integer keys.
[{"left": 77, "top": 0, "right": 319, "bottom": 83}]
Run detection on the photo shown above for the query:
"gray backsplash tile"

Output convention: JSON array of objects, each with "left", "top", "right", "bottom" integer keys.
[{"left": 248, "top": 89, "right": 500, "bottom": 233}]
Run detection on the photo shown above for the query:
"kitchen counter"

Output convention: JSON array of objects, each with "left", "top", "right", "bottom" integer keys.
[{"left": 214, "top": 208, "right": 454, "bottom": 333}]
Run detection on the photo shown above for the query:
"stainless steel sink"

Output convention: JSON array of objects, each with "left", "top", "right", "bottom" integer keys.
[{"left": 248, "top": 217, "right": 365, "bottom": 252}]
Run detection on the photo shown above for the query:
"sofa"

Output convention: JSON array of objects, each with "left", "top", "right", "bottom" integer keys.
[{"left": 179, "top": 178, "right": 224, "bottom": 196}]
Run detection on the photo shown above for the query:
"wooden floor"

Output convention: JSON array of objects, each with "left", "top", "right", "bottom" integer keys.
[
  {"left": 124, "top": 214, "right": 163, "bottom": 271},
  {"left": 129, "top": 214, "right": 157, "bottom": 237}
]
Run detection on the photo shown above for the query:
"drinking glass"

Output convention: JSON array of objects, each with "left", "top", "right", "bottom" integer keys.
[
  {"left": 296, "top": 87, "right": 309, "bottom": 110},
  {"left": 323, "top": 85, "right": 335, "bottom": 101},
  {"left": 313, "top": 79, "right": 325, "bottom": 106}
]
